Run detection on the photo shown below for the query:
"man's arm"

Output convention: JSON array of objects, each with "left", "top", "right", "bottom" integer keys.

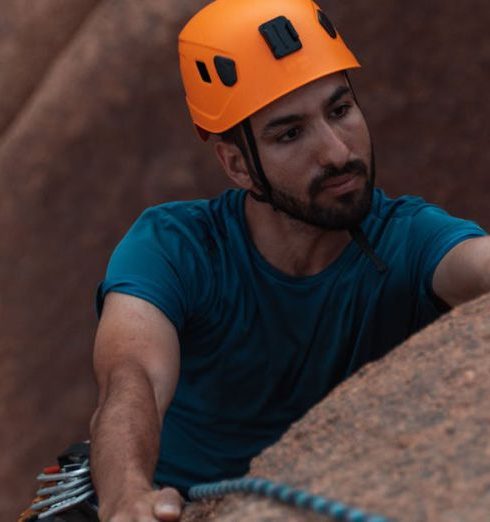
[
  {"left": 90, "top": 292, "right": 183, "bottom": 521},
  {"left": 433, "top": 236, "right": 490, "bottom": 307}
]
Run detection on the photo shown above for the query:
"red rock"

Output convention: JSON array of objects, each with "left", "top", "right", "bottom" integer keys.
[
  {"left": 1, "top": 0, "right": 488, "bottom": 519},
  {"left": 184, "top": 293, "right": 490, "bottom": 521},
  {"left": 0, "top": 0, "right": 99, "bottom": 136}
]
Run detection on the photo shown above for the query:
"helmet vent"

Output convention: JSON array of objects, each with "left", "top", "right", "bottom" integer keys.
[
  {"left": 214, "top": 56, "right": 238, "bottom": 87},
  {"left": 196, "top": 61, "right": 212, "bottom": 83},
  {"left": 317, "top": 11, "right": 337, "bottom": 39},
  {"left": 259, "top": 16, "right": 303, "bottom": 59}
]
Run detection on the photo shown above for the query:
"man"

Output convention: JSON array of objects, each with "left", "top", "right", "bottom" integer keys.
[{"left": 90, "top": 0, "right": 489, "bottom": 520}]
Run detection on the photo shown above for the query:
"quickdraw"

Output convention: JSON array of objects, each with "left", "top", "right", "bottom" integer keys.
[{"left": 18, "top": 443, "right": 97, "bottom": 521}]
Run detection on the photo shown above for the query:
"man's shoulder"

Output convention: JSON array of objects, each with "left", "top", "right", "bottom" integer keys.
[
  {"left": 364, "top": 189, "right": 451, "bottom": 253},
  {"left": 367, "top": 188, "right": 485, "bottom": 252},
  {"left": 369, "top": 188, "right": 435, "bottom": 222},
  {"left": 133, "top": 189, "right": 245, "bottom": 237}
]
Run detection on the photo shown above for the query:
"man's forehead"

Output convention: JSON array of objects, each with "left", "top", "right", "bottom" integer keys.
[{"left": 252, "top": 72, "right": 350, "bottom": 127}]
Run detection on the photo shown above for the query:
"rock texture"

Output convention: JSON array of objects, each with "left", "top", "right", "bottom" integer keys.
[
  {"left": 0, "top": 0, "right": 100, "bottom": 136},
  {"left": 1, "top": 0, "right": 489, "bottom": 519},
  {"left": 183, "top": 293, "right": 490, "bottom": 522},
  {"left": 0, "top": 1, "right": 224, "bottom": 518}
]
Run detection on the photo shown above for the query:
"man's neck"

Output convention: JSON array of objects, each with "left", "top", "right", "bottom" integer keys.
[{"left": 244, "top": 193, "right": 352, "bottom": 277}]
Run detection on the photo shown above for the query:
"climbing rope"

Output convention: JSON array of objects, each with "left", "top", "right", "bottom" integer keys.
[
  {"left": 189, "top": 477, "right": 395, "bottom": 522},
  {"left": 22, "top": 443, "right": 395, "bottom": 521}
]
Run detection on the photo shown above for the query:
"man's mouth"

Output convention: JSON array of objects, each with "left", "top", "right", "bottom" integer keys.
[
  {"left": 320, "top": 173, "right": 362, "bottom": 196},
  {"left": 309, "top": 160, "right": 368, "bottom": 199},
  {"left": 322, "top": 173, "right": 357, "bottom": 188}
]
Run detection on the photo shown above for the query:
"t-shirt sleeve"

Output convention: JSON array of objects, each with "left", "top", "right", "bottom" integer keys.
[
  {"left": 96, "top": 206, "right": 210, "bottom": 331},
  {"left": 408, "top": 204, "right": 487, "bottom": 307}
]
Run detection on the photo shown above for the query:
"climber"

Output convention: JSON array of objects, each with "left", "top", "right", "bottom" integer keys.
[{"left": 89, "top": 0, "right": 489, "bottom": 520}]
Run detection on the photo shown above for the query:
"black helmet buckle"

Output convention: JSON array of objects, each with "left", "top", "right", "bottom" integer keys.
[{"left": 259, "top": 16, "right": 303, "bottom": 59}]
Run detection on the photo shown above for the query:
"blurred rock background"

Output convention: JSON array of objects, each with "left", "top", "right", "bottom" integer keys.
[{"left": 0, "top": 0, "right": 488, "bottom": 519}]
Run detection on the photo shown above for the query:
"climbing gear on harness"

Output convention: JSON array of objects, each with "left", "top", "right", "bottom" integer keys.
[
  {"left": 20, "top": 442, "right": 393, "bottom": 522},
  {"left": 178, "top": 0, "right": 360, "bottom": 140},
  {"left": 18, "top": 442, "right": 97, "bottom": 521},
  {"left": 189, "top": 477, "right": 394, "bottom": 522}
]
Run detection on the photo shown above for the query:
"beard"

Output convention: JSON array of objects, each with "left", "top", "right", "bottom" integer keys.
[{"left": 266, "top": 157, "right": 375, "bottom": 230}]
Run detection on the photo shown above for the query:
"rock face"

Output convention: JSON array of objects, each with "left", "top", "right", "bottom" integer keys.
[
  {"left": 183, "top": 293, "right": 490, "bottom": 522},
  {"left": 1, "top": 0, "right": 489, "bottom": 519},
  {"left": 0, "top": 0, "right": 100, "bottom": 135},
  {"left": 0, "top": 1, "right": 223, "bottom": 518}
]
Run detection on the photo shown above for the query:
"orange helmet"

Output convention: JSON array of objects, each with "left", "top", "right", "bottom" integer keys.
[{"left": 178, "top": 0, "right": 360, "bottom": 140}]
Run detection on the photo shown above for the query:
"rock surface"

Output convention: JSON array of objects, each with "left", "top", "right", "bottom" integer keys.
[
  {"left": 0, "top": 0, "right": 100, "bottom": 135},
  {"left": 0, "top": 1, "right": 221, "bottom": 518},
  {"left": 1, "top": 0, "right": 489, "bottom": 519},
  {"left": 183, "top": 293, "right": 490, "bottom": 522}
]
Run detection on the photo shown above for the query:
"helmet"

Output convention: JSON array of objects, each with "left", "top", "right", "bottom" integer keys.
[{"left": 178, "top": 0, "right": 360, "bottom": 140}]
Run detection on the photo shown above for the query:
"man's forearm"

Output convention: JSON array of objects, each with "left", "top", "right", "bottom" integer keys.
[{"left": 90, "top": 361, "right": 163, "bottom": 517}]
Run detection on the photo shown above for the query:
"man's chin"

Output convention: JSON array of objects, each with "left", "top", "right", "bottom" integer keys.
[
  {"left": 268, "top": 176, "right": 374, "bottom": 230},
  {"left": 308, "top": 180, "right": 373, "bottom": 229}
]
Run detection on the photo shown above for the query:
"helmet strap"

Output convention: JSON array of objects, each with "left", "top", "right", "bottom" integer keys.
[
  {"left": 241, "top": 119, "right": 277, "bottom": 209},
  {"left": 348, "top": 225, "right": 388, "bottom": 273},
  {"left": 344, "top": 72, "right": 387, "bottom": 272},
  {"left": 240, "top": 77, "right": 387, "bottom": 273}
]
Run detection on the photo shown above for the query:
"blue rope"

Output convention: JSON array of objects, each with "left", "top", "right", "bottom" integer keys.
[{"left": 189, "top": 477, "right": 395, "bottom": 522}]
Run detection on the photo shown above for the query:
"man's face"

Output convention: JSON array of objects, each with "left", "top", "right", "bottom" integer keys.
[{"left": 250, "top": 72, "right": 374, "bottom": 230}]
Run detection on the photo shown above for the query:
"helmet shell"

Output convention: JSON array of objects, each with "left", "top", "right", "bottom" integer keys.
[{"left": 179, "top": 0, "right": 360, "bottom": 140}]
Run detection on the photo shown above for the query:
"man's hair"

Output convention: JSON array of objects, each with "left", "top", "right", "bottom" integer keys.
[{"left": 219, "top": 124, "right": 245, "bottom": 149}]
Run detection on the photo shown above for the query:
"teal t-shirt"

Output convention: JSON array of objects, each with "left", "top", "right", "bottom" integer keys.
[{"left": 97, "top": 188, "right": 486, "bottom": 493}]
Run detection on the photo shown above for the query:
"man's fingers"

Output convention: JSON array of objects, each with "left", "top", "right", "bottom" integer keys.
[{"left": 153, "top": 487, "right": 183, "bottom": 520}]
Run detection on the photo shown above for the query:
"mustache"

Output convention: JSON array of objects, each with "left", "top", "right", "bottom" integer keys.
[{"left": 309, "top": 159, "right": 368, "bottom": 198}]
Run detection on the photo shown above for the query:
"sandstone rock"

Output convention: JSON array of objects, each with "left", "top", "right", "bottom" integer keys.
[
  {"left": 0, "top": 1, "right": 225, "bottom": 518},
  {"left": 0, "top": 0, "right": 100, "bottom": 136},
  {"left": 183, "top": 292, "right": 490, "bottom": 521},
  {"left": 1, "top": 0, "right": 488, "bottom": 520}
]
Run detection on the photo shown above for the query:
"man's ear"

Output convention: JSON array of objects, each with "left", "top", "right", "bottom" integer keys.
[{"left": 214, "top": 140, "right": 254, "bottom": 190}]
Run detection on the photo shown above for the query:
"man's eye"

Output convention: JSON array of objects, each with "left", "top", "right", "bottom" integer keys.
[
  {"left": 330, "top": 104, "right": 351, "bottom": 119},
  {"left": 278, "top": 127, "right": 301, "bottom": 143}
]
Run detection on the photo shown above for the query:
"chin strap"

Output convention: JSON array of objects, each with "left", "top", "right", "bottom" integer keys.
[
  {"left": 344, "top": 73, "right": 387, "bottom": 273},
  {"left": 241, "top": 118, "right": 276, "bottom": 207},
  {"left": 242, "top": 87, "right": 387, "bottom": 274},
  {"left": 349, "top": 225, "right": 388, "bottom": 273}
]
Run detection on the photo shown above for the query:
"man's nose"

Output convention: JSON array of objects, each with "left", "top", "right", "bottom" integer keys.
[{"left": 314, "top": 121, "right": 350, "bottom": 168}]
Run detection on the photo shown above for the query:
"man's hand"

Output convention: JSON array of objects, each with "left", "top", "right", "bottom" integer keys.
[{"left": 100, "top": 486, "right": 184, "bottom": 521}]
